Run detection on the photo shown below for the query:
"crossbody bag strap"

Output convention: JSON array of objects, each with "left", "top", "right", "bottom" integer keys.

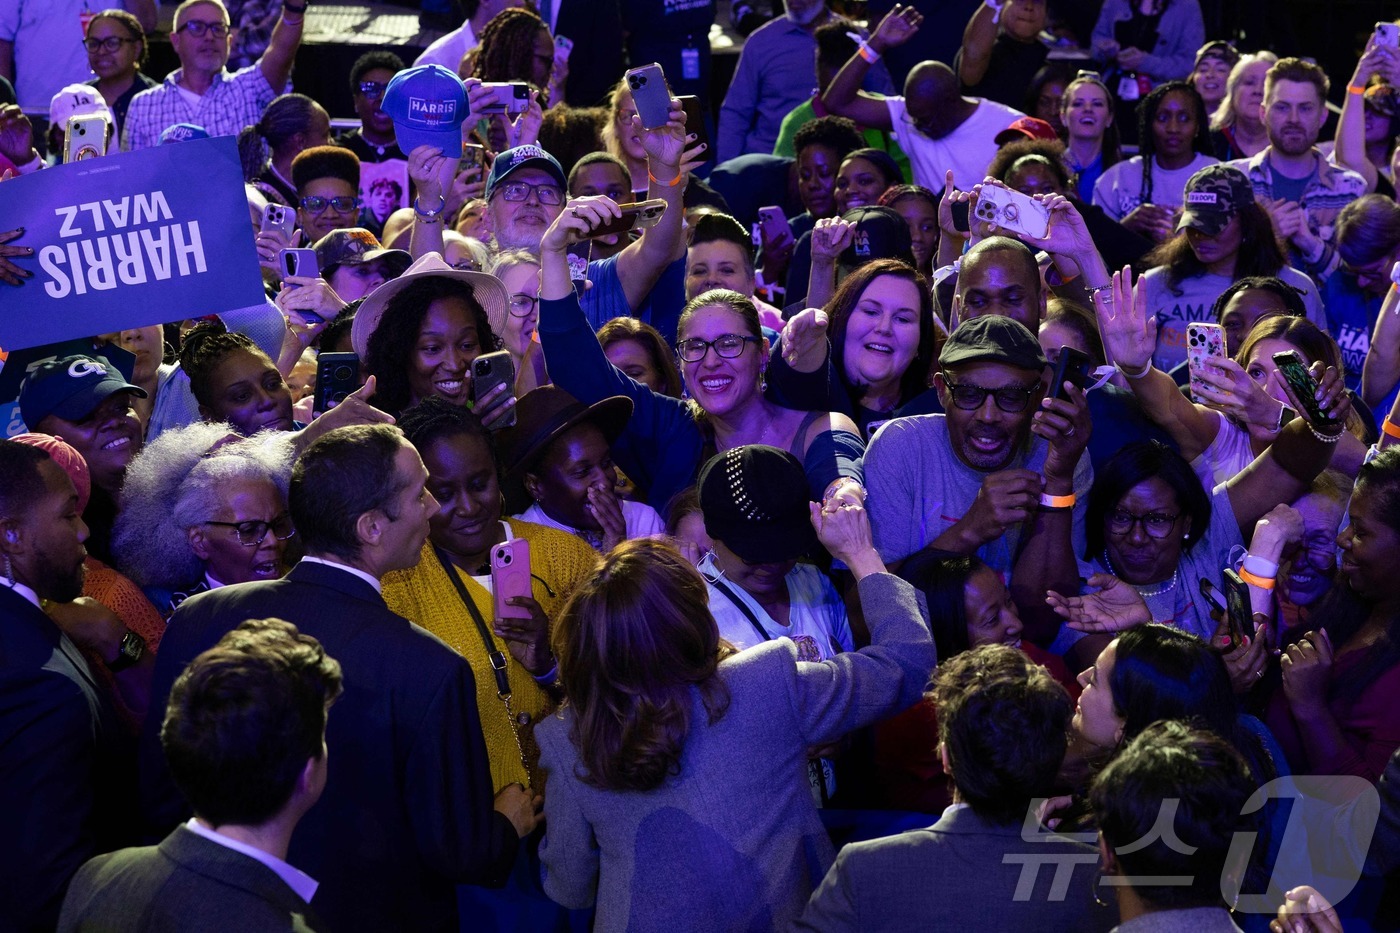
[
  {"left": 705, "top": 570, "right": 775, "bottom": 644},
  {"left": 433, "top": 546, "right": 512, "bottom": 698}
]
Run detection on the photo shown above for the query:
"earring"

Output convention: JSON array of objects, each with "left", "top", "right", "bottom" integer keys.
[
  {"left": 1091, "top": 868, "right": 1110, "bottom": 908},
  {"left": 759, "top": 369, "right": 768, "bottom": 393},
  {"left": 3, "top": 554, "right": 13, "bottom": 587}
]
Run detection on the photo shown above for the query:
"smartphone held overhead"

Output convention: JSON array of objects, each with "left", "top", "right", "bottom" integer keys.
[
  {"left": 580, "top": 199, "right": 667, "bottom": 240},
  {"left": 625, "top": 62, "right": 673, "bottom": 129}
]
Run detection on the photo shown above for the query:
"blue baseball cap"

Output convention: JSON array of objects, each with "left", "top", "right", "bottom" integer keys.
[
  {"left": 381, "top": 64, "right": 468, "bottom": 157},
  {"left": 159, "top": 123, "right": 209, "bottom": 145},
  {"left": 485, "top": 145, "right": 567, "bottom": 201},
  {"left": 19, "top": 354, "right": 147, "bottom": 428}
]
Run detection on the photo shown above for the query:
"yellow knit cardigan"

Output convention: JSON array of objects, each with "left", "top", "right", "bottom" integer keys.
[{"left": 381, "top": 518, "right": 598, "bottom": 792}]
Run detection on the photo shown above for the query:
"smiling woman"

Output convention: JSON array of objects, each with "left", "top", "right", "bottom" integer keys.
[{"left": 180, "top": 321, "right": 297, "bottom": 437}]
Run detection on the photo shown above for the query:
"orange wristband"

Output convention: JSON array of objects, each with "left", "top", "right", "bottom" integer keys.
[
  {"left": 1384, "top": 419, "right": 1400, "bottom": 439},
  {"left": 648, "top": 170, "right": 682, "bottom": 188},
  {"left": 1239, "top": 568, "right": 1276, "bottom": 590},
  {"left": 1348, "top": 84, "right": 1367, "bottom": 95},
  {"left": 1039, "top": 492, "right": 1076, "bottom": 509}
]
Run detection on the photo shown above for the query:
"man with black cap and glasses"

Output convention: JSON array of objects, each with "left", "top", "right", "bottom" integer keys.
[{"left": 863, "top": 315, "right": 1091, "bottom": 640}]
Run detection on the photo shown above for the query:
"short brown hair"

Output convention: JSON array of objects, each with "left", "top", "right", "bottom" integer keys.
[{"left": 1265, "top": 57, "right": 1329, "bottom": 102}]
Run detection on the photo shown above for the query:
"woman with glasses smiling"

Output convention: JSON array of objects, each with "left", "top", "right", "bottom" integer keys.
[
  {"left": 113, "top": 421, "right": 296, "bottom": 618},
  {"left": 84, "top": 10, "right": 156, "bottom": 143},
  {"left": 535, "top": 200, "right": 866, "bottom": 513}
]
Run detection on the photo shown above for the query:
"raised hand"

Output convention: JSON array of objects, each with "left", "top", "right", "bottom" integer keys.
[
  {"left": 585, "top": 481, "right": 628, "bottom": 552},
  {"left": 1120, "top": 202, "right": 1174, "bottom": 242},
  {"left": 0, "top": 227, "right": 33, "bottom": 285},
  {"left": 1033, "top": 382, "right": 1091, "bottom": 483},
  {"left": 299, "top": 375, "right": 394, "bottom": 447},
  {"left": 810, "top": 216, "right": 856, "bottom": 265},
  {"left": 870, "top": 3, "right": 923, "bottom": 52},
  {"left": 636, "top": 100, "right": 688, "bottom": 177},
  {"left": 780, "top": 307, "right": 830, "bottom": 374},
  {"left": 540, "top": 195, "right": 622, "bottom": 253},
  {"left": 1048, "top": 572, "right": 1151, "bottom": 632},
  {"left": 1095, "top": 265, "right": 1156, "bottom": 373},
  {"left": 1191, "top": 356, "right": 1285, "bottom": 429},
  {"left": 1280, "top": 629, "right": 1334, "bottom": 715},
  {"left": 1216, "top": 616, "right": 1270, "bottom": 694},
  {"left": 810, "top": 499, "right": 884, "bottom": 578},
  {"left": 1014, "top": 192, "right": 1097, "bottom": 260}
]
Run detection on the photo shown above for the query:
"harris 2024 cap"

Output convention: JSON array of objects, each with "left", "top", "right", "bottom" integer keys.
[{"left": 381, "top": 64, "right": 468, "bottom": 157}]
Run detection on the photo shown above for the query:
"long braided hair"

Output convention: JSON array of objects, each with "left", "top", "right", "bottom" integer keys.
[
  {"left": 470, "top": 7, "right": 547, "bottom": 85},
  {"left": 1136, "top": 81, "right": 1211, "bottom": 206}
]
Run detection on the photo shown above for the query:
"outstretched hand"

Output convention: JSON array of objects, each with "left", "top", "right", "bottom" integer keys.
[
  {"left": 1095, "top": 265, "right": 1155, "bottom": 374},
  {"left": 1048, "top": 573, "right": 1151, "bottom": 632}
]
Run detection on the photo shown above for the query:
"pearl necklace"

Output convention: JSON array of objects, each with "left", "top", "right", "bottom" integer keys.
[{"left": 1102, "top": 550, "right": 1179, "bottom": 598}]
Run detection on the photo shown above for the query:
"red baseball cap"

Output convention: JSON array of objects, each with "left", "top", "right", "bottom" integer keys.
[{"left": 994, "top": 117, "right": 1059, "bottom": 146}]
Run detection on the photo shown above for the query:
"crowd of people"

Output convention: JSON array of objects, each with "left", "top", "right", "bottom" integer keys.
[{"left": 5, "top": 0, "right": 1400, "bottom": 931}]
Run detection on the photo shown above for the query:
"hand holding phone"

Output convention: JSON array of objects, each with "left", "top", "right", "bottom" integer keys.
[
  {"left": 624, "top": 63, "right": 672, "bottom": 129},
  {"left": 491, "top": 539, "right": 533, "bottom": 620},
  {"left": 262, "top": 203, "right": 296, "bottom": 239},
  {"left": 1049, "top": 347, "right": 1092, "bottom": 401},
  {"left": 1220, "top": 569, "right": 1250, "bottom": 652},
  {"left": 471, "top": 350, "right": 517, "bottom": 429},
  {"left": 315, "top": 352, "right": 361, "bottom": 415},
  {"left": 1186, "top": 322, "right": 1226, "bottom": 405},
  {"left": 64, "top": 114, "right": 108, "bottom": 163},
  {"left": 1271, "top": 350, "right": 1342, "bottom": 429},
  {"left": 583, "top": 199, "right": 667, "bottom": 239}
]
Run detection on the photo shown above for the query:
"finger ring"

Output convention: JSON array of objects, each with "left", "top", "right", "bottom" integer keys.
[
  {"left": 1255, "top": 669, "right": 1264, "bottom": 679},
  {"left": 1065, "top": 426, "right": 1076, "bottom": 436}
]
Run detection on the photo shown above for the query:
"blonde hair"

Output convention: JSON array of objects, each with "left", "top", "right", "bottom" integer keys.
[{"left": 1211, "top": 52, "right": 1279, "bottom": 132}]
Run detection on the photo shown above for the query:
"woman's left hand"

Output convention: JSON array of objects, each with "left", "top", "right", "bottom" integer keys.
[
  {"left": 495, "top": 595, "right": 553, "bottom": 675},
  {"left": 636, "top": 100, "right": 688, "bottom": 180},
  {"left": 1191, "top": 357, "right": 1284, "bottom": 428},
  {"left": 0, "top": 227, "right": 33, "bottom": 285},
  {"left": 1279, "top": 361, "right": 1351, "bottom": 430},
  {"left": 276, "top": 276, "right": 345, "bottom": 342},
  {"left": 407, "top": 143, "right": 453, "bottom": 204},
  {"left": 810, "top": 500, "right": 883, "bottom": 576},
  {"left": 1280, "top": 629, "right": 1334, "bottom": 713},
  {"left": 471, "top": 380, "right": 517, "bottom": 431},
  {"left": 1015, "top": 192, "right": 1097, "bottom": 260},
  {"left": 811, "top": 217, "right": 856, "bottom": 265},
  {"left": 586, "top": 482, "right": 628, "bottom": 552},
  {"left": 1219, "top": 620, "right": 1271, "bottom": 695}
]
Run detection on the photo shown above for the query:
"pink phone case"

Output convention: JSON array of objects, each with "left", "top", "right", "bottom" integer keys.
[
  {"left": 1186, "top": 322, "right": 1225, "bottom": 404},
  {"left": 491, "top": 539, "right": 533, "bottom": 620}
]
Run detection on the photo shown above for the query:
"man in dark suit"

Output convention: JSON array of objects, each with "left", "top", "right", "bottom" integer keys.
[
  {"left": 0, "top": 439, "right": 133, "bottom": 931},
  {"left": 140, "top": 424, "right": 536, "bottom": 933},
  {"left": 797, "top": 644, "right": 1116, "bottom": 932},
  {"left": 61, "top": 617, "right": 343, "bottom": 932}
]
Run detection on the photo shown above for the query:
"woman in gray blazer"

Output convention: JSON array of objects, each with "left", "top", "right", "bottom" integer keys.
[{"left": 536, "top": 497, "right": 936, "bottom": 932}]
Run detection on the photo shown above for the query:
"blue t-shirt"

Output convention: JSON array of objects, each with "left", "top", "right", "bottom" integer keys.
[
  {"left": 1270, "top": 169, "right": 1311, "bottom": 204},
  {"left": 1322, "top": 272, "right": 1382, "bottom": 397},
  {"left": 579, "top": 254, "right": 687, "bottom": 347}
]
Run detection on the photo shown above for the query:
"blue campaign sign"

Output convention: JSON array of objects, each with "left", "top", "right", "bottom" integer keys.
[{"left": 0, "top": 136, "right": 266, "bottom": 351}]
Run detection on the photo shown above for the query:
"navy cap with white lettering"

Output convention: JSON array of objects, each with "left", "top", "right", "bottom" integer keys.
[
  {"left": 380, "top": 64, "right": 468, "bottom": 158},
  {"left": 18, "top": 354, "right": 147, "bottom": 428},
  {"left": 1176, "top": 164, "right": 1254, "bottom": 237}
]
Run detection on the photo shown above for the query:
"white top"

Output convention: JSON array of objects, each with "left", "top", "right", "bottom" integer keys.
[
  {"left": 414, "top": 21, "right": 477, "bottom": 71},
  {"left": 697, "top": 552, "right": 854, "bottom": 661},
  {"left": 885, "top": 96, "right": 1025, "bottom": 193},
  {"left": 298, "top": 556, "right": 381, "bottom": 594},
  {"left": 1191, "top": 417, "right": 1256, "bottom": 492},
  {"left": 515, "top": 500, "right": 665, "bottom": 551},
  {"left": 185, "top": 818, "right": 318, "bottom": 903},
  {"left": 1092, "top": 152, "right": 1219, "bottom": 221}
]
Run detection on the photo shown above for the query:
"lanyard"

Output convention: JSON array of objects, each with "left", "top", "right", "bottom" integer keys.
[{"left": 703, "top": 566, "right": 775, "bottom": 644}]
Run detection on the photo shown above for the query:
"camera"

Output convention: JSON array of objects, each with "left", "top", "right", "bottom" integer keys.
[{"left": 627, "top": 73, "right": 648, "bottom": 90}]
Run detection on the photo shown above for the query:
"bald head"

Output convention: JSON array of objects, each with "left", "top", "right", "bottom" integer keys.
[
  {"left": 955, "top": 237, "right": 1045, "bottom": 330},
  {"left": 904, "top": 62, "right": 971, "bottom": 139}
]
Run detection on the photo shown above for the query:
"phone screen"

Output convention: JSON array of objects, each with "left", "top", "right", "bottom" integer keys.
[{"left": 1273, "top": 352, "right": 1339, "bottom": 427}]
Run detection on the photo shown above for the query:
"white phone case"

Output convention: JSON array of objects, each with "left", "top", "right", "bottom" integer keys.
[
  {"left": 972, "top": 185, "right": 1051, "bottom": 240},
  {"left": 1186, "top": 322, "right": 1226, "bottom": 405}
]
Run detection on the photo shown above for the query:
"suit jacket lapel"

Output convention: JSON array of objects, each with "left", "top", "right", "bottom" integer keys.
[{"left": 162, "top": 825, "right": 315, "bottom": 916}]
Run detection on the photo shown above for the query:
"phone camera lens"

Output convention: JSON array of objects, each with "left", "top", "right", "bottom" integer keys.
[{"left": 501, "top": 554, "right": 511, "bottom": 565}]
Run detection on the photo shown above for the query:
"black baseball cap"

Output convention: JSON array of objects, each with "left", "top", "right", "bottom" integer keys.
[
  {"left": 698, "top": 445, "right": 818, "bottom": 565},
  {"left": 938, "top": 316, "right": 1047, "bottom": 372},
  {"left": 19, "top": 354, "right": 147, "bottom": 427}
]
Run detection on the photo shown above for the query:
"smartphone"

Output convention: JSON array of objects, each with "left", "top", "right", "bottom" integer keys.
[
  {"left": 314, "top": 352, "right": 361, "bottom": 415},
  {"left": 677, "top": 94, "right": 708, "bottom": 151},
  {"left": 972, "top": 184, "right": 1051, "bottom": 239},
  {"left": 1050, "top": 346, "right": 1092, "bottom": 401},
  {"left": 757, "top": 205, "right": 793, "bottom": 247},
  {"left": 1272, "top": 350, "right": 1341, "bottom": 428},
  {"left": 477, "top": 82, "right": 531, "bottom": 114},
  {"left": 261, "top": 203, "right": 296, "bottom": 239},
  {"left": 1376, "top": 22, "right": 1400, "bottom": 48},
  {"left": 491, "top": 538, "right": 533, "bottom": 620},
  {"left": 279, "top": 248, "right": 319, "bottom": 281},
  {"left": 584, "top": 198, "right": 667, "bottom": 240},
  {"left": 470, "top": 350, "right": 516, "bottom": 428},
  {"left": 625, "top": 62, "right": 672, "bottom": 129},
  {"left": 554, "top": 34, "right": 574, "bottom": 61},
  {"left": 1221, "top": 569, "right": 1250, "bottom": 652},
  {"left": 64, "top": 114, "right": 107, "bottom": 163},
  {"left": 1186, "top": 322, "right": 1226, "bottom": 405},
  {"left": 950, "top": 200, "right": 970, "bottom": 234},
  {"left": 458, "top": 143, "right": 486, "bottom": 178},
  {"left": 1198, "top": 577, "right": 1226, "bottom": 615}
]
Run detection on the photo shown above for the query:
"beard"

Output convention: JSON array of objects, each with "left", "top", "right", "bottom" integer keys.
[
  {"left": 34, "top": 545, "right": 86, "bottom": 603},
  {"left": 787, "top": 1, "right": 827, "bottom": 25}
]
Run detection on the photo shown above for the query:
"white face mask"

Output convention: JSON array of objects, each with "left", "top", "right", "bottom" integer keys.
[{"left": 786, "top": 0, "right": 826, "bottom": 26}]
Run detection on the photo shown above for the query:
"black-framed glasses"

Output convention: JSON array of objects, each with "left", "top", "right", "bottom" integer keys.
[
  {"left": 203, "top": 514, "right": 296, "bottom": 547},
  {"left": 300, "top": 195, "right": 361, "bottom": 214},
  {"left": 676, "top": 334, "right": 759, "bottom": 363},
  {"left": 496, "top": 181, "right": 563, "bottom": 205},
  {"left": 1107, "top": 510, "right": 1181, "bottom": 539},
  {"left": 176, "top": 20, "right": 230, "bottom": 38},
  {"left": 941, "top": 377, "right": 1039, "bottom": 413},
  {"left": 83, "top": 36, "right": 139, "bottom": 52},
  {"left": 358, "top": 81, "right": 388, "bottom": 100},
  {"left": 508, "top": 293, "right": 539, "bottom": 317}
]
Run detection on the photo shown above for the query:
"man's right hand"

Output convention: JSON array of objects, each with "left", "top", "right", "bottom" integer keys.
[
  {"left": 540, "top": 195, "right": 620, "bottom": 254},
  {"left": 957, "top": 468, "right": 1043, "bottom": 546},
  {"left": 870, "top": 3, "right": 924, "bottom": 53},
  {"left": 494, "top": 782, "right": 543, "bottom": 838}
]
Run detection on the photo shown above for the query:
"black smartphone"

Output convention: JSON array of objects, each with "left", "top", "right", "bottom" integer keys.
[
  {"left": 1221, "top": 569, "right": 1250, "bottom": 652},
  {"left": 1198, "top": 577, "right": 1226, "bottom": 615},
  {"left": 677, "top": 94, "right": 708, "bottom": 151},
  {"left": 471, "top": 350, "right": 516, "bottom": 429},
  {"left": 950, "top": 200, "right": 970, "bottom": 234},
  {"left": 315, "top": 352, "right": 360, "bottom": 415},
  {"left": 1050, "top": 346, "right": 1092, "bottom": 401},
  {"left": 1272, "top": 350, "right": 1340, "bottom": 428}
]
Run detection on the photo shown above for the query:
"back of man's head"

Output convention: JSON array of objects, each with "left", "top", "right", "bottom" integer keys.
[
  {"left": 0, "top": 440, "right": 50, "bottom": 523},
  {"left": 162, "top": 617, "right": 344, "bottom": 827},
  {"left": 290, "top": 424, "right": 406, "bottom": 563},
  {"left": 933, "top": 644, "right": 1072, "bottom": 824},
  {"left": 1090, "top": 719, "right": 1257, "bottom": 911}
]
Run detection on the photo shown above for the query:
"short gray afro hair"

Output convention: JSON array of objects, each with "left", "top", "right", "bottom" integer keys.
[{"left": 114, "top": 423, "right": 295, "bottom": 587}]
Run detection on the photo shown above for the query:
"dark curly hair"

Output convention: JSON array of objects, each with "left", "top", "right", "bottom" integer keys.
[
  {"left": 398, "top": 394, "right": 500, "bottom": 473},
  {"left": 471, "top": 7, "right": 548, "bottom": 85},
  {"left": 291, "top": 145, "right": 360, "bottom": 193},
  {"left": 364, "top": 277, "right": 501, "bottom": 415},
  {"left": 793, "top": 114, "right": 864, "bottom": 159},
  {"left": 986, "top": 138, "right": 1073, "bottom": 193},
  {"left": 349, "top": 50, "right": 404, "bottom": 91},
  {"left": 238, "top": 93, "right": 324, "bottom": 182},
  {"left": 1136, "top": 81, "right": 1212, "bottom": 206},
  {"left": 178, "top": 320, "right": 269, "bottom": 412}
]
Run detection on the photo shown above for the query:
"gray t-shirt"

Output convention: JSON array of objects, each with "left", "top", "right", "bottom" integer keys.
[{"left": 865, "top": 414, "right": 1093, "bottom": 573}]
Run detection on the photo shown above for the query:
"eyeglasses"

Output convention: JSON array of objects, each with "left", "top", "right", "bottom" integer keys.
[
  {"left": 300, "top": 195, "right": 361, "bottom": 214},
  {"left": 176, "top": 20, "right": 230, "bottom": 38},
  {"left": 451, "top": 258, "right": 481, "bottom": 271},
  {"left": 941, "top": 377, "right": 1039, "bottom": 413},
  {"left": 357, "top": 81, "right": 389, "bottom": 100},
  {"left": 676, "top": 334, "right": 759, "bottom": 363},
  {"left": 1106, "top": 510, "right": 1181, "bottom": 539},
  {"left": 203, "top": 514, "right": 297, "bottom": 547},
  {"left": 496, "top": 181, "right": 563, "bottom": 205},
  {"left": 83, "top": 36, "right": 139, "bottom": 52},
  {"left": 508, "top": 293, "right": 539, "bottom": 317}
]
